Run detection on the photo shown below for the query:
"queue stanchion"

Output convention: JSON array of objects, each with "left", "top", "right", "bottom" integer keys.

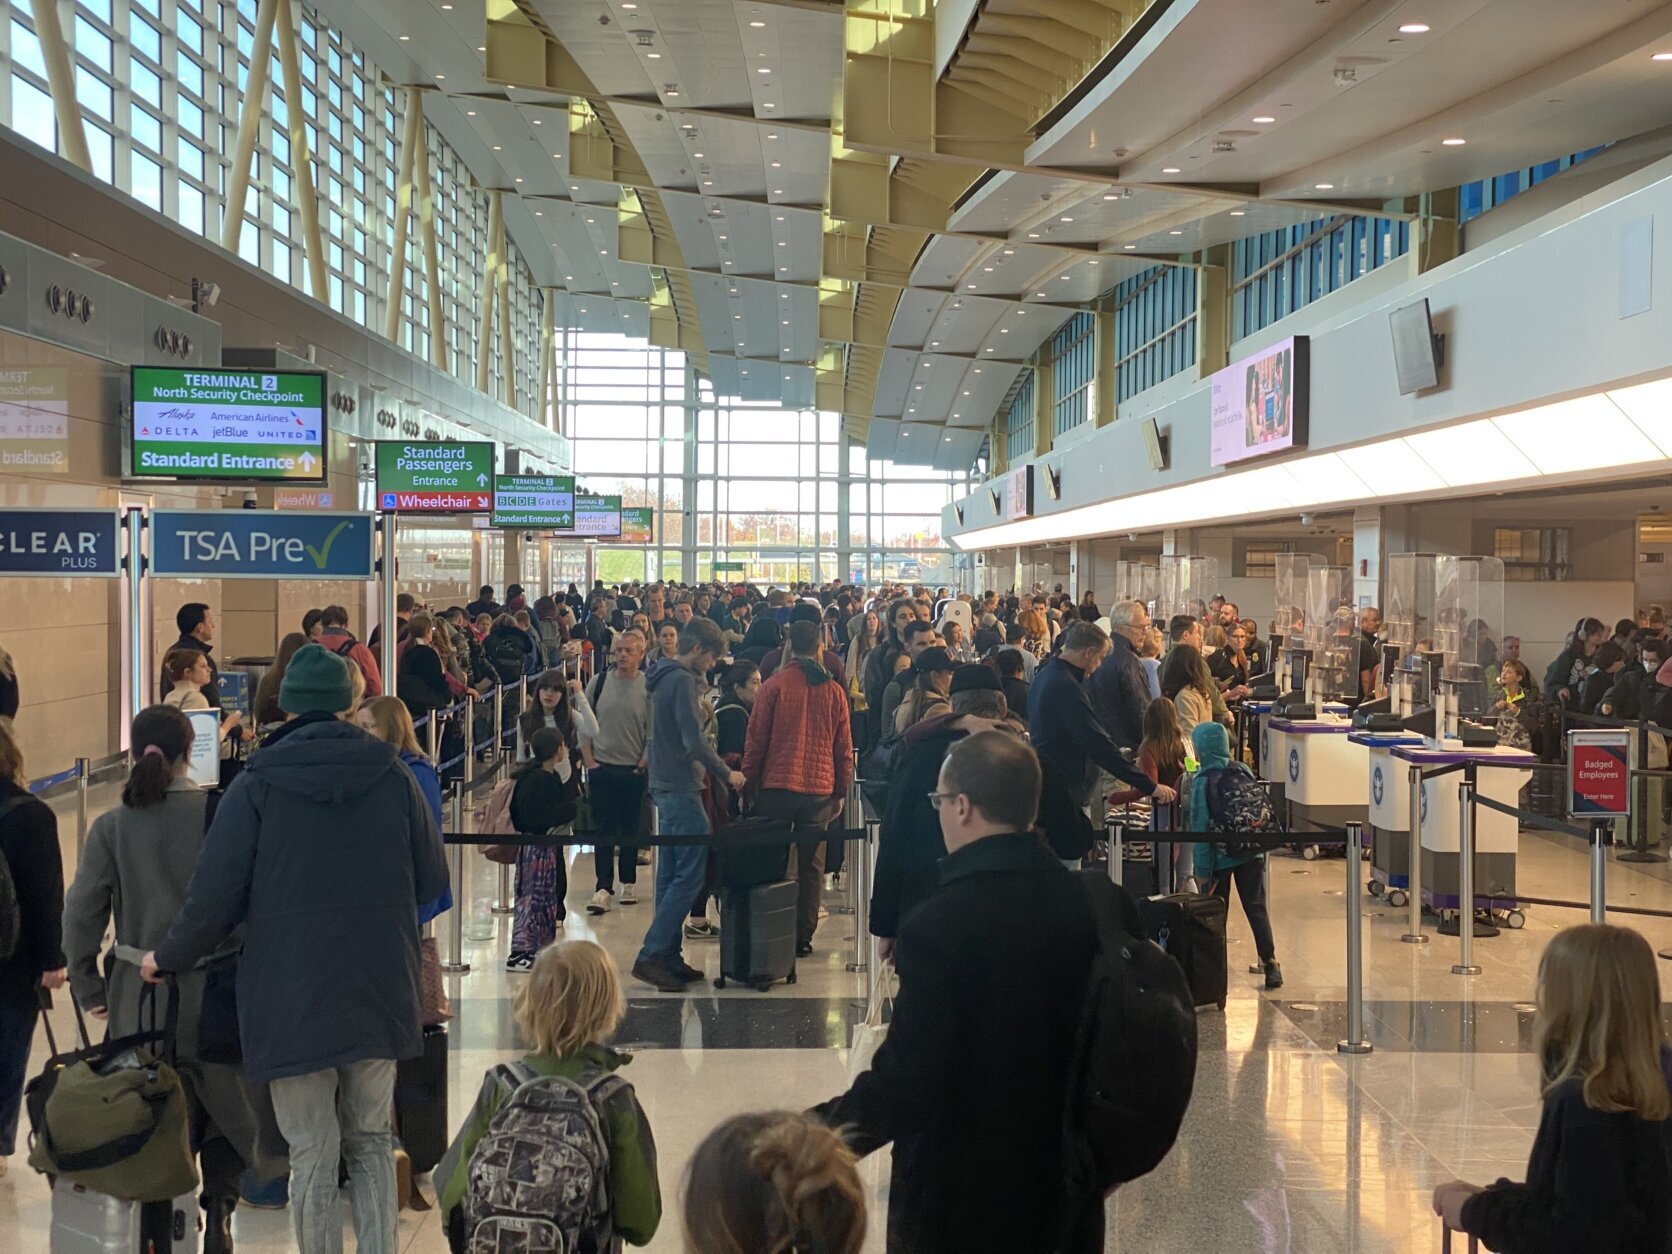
[
  {"left": 74, "top": 756, "right": 90, "bottom": 860},
  {"left": 463, "top": 694, "right": 476, "bottom": 788},
  {"left": 1107, "top": 820, "right": 1124, "bottom": 888},
  {"left": 1338, "top": 822, "right": 1374, "bottom": 1055},
  {"left": 1590, "top": 817, "right": 1611, "bottom": 925},
  {"left": 492, "top": 682, "right": 505, "bottom": 761},
  {"left": 1402, "top": 763, "right": 1428, "bottom": 945},
  {"left": 834, "top": 772, "right": 859, "bottom": 917},
  {"left": 1452, "top": 772, "right": 1481, "bottom": 976},
  {"left": 441, "top": 785, "right": 471, "bottom": 974},
  {"left": 846, "top": 821, "right": 871, "bottom": 977},
  {"left": 425, "top": 712, "right": 439, "bottom": 765}
]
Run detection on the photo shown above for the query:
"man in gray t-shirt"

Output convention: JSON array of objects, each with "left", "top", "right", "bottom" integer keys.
[{"left": 581, "top": 629, "right": 652, "bottom": 913}]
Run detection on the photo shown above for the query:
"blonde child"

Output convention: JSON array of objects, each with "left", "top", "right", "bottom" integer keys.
[
  {"left": 683, "top": 1112, "right": 866, "bottom": 1254},
  {"left": 438, "top": 941, "right": 660, "bottom": 1251},
  {"left": 1433, "top": 924, "right": 1672, "bottom": 1251}
]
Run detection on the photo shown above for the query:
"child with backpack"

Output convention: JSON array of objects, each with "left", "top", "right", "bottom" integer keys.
[
  {"left": 1433, "top": 923, "right": 1672, "bottom": 1251},
  {"left": 505, "top": 728, "right": 581, "bottom": 972},
  {"left": 1186, "top": 721, "right": 1282, "bottom": 989},
  {"left": 683, "top": 1112, "right": 865, "bottom": 1254},
  {"left": 437, "top": 939, "right": 661, "bottom": 1252}
]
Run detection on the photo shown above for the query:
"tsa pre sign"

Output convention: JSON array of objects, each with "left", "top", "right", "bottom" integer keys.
[
  {"left": 150, "top": 510, "right": 376, "bottom": 580},
  {"left": 1568, "top": 729, "right": 1632, "bottom": 818},
  {"left": 0, "top": 509, "right": 120, "bottom": 577}
]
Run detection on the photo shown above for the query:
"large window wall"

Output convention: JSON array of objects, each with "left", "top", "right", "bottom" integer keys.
[
  {"left": 0, "top": 0, "right": 542, "bottom": 412},
  {"left": 558, "top": 332, "right": 967, "bottom": 586}
]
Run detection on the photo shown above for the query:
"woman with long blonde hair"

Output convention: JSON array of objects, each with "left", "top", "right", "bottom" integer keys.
[{"left": 1433, "top": 924, "right": 1672, "bottom": 1249}]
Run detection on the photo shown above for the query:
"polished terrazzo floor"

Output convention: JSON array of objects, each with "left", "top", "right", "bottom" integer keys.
[{"left": 8, "top": 780, "right": 1672, "bottom": 1251}]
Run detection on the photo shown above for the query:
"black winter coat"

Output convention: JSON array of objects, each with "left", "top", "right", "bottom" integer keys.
[
  {"left": 817, "top": 832, "right": 1104, "bottom": 1254},
  {"left": 154, "top": 717, "right": 449, "bottom": 1081},
  {"left": 1028, "top": 656, "right": 1154, "bottom": 858},
  {"left": 1086, "top": 633, "right": 1150, "bottom": 752},
  {"left": 0, "top": 782, "right": 62, "bottom": 1000},
  {"left": 397, "top": 643, "right": 451, "bottom": 720},
  {"left": 871, "top": 725, "right": 961, "bottom": 938},
  {"left": 1458, "top": 1052, "right": 1672, "bottom": 1254}
]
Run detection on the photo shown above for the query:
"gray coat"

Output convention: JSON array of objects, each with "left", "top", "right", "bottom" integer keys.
[
  {"left": 62, "top": 780, "right": 286, "bottom": 1176},
  {"left": 154, "top": 718, "right": 449, "bottom": 1082}
]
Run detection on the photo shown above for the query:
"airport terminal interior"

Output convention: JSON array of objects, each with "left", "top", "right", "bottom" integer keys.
[{"left": 5, "top": 0, "right": 1672, "bottom": 1250}]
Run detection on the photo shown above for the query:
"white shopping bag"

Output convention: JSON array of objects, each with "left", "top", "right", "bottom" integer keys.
[{"left": 848, "top": 963, "right": 895, "bottom": 1080}]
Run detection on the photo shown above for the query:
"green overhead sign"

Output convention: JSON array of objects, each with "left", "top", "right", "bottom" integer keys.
[
  {"left": 491, "top": 474, "right": 576, "bottom": 529},
  {"left": 375, "top": 440, "right": 495, "bottom": 512},
  {"left": 130, "top": 366, "right": 328, "bottom": 482}
]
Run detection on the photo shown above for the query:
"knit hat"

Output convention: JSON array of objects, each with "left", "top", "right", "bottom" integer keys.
[
  {"left": 788, "top": 601, "right": 823, "bottom": 625},
  {"left": 950, "top": 663, "right": 1002, "bottom": 694},
  {"left": 279, "top": 644, "right": 355, "bottom": 715},
  {"left": 913, "top": 646, "right": 956, "bottom": 675}
]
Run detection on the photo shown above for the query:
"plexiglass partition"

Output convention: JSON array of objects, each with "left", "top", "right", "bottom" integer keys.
[
  {"left": 1114, "top": 560, "right": 1159, "bottom": 614},
  {"left": 1437, "top": 555, "right": 1506, "bottom": 720},
  {"left": 1157, "top": 555, "right": 1219, "bottom": 624},
  {"left": 1274, "top": 553, "right": 1324, "bottom": 653},
  {"left": 1304, "top": 566, "right": 1357, "bottom": 702},
  {"left": 1384, "top": 553, "right": 1440, "bottom": 658}
]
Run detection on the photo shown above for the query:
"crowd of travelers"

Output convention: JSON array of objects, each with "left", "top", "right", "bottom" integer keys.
[{"left": 1, "top": 576, "right": 1669, "bottom": 1254}]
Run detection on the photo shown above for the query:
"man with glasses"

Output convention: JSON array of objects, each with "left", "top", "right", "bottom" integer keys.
[{"left": 1088, "top": 600, "right": 1153, "bottom": 757}]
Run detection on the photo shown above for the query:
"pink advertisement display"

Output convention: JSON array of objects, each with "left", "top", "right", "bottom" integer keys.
[{"left": 1209, "top": 335, "right": 1310, "bottom": 467}]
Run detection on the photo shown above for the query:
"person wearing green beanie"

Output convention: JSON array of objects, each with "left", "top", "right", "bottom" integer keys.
[
  {"left": 1187, "top": 720, "right": 1282, "bottom": 989},
  {"left": 278, "top": 643, "right": 356, "bottom": 717}
]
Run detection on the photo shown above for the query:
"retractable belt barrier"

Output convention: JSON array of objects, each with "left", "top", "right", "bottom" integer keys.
[
  {"left": 439, "top": 827, "right": 873, "bottom": 848},
  {"left": 1106, "top": 820, "right": 1374, "bottom": 1054}
]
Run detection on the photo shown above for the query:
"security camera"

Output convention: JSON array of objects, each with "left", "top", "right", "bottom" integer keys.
[
  {"left": 201, "top": 282, "right": 221, "bottom": 308},
  {"left": 1300, "top": 512, "right": 1315, "bottom": 526},
  {"left": 242, "top": 491, "right": 259, "bottom": 509}
]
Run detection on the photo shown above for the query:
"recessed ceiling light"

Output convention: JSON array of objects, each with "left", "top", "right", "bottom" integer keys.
[
  {"left": 1123, "top": 244, "right": 1136, "bottom": 250},
  {"left": 779, "top": 292, "right": 787, "bottom": 298},
  {"left": 1168, "top": 229, "right": 1182, "bottom": 235},
  {"left": 441, "top": 3, "right": 452, "bottom": 8},
  {"left": 665, "top": 88, "right": 678, "bottom": 97},
  {"left": 477, "top": 45, "right": 484, "bottom": 52},
  {"left": 1088, "top": 260, "right": 1099, "bottom": 266},
  {"left": 770, "top": 161, "right": 780, "bottom": 167},
  {"left": 757, "top": 67, "right": 771, "bottom": 74},
  {"left": 775, "top": 215, "right": 784, "bottom": 221},
  {"left": 763, "top": 102, "right": 775, "bottom": 108},
  {"left": 1027, "top": 232, "right": 1039, "bottom": 239},
  {"left": 777, "top": 241, "right": 786, "bottom": 246},
  {"left": 532, "top": 118, "right": 542, "bottom": 125},
  {"left": 586, "top": 217, "right": 594, "bottom": 223},
  {"left": 778, "top": 266, "right": 787, "bottom": 272},
  {"left": 1035, "top": 291, "right": 1046, "bottom": 297},
  {"left": 565, "top": 275, "right": 573, "bottom": 281},
  {"left": 1398, "top": 23, "right": 1430, "bottom": 33},
  {"left": 646, "top": 51, "right": 661, "bottom": 59},
  {"left": 766, "top": 133, "right": 778, "bottom": 139},
  {"left": 515, "top": 177, "right": 523, "bottom": 183},
  {"left": 782, "top": 320, "right": 789, "bottom": 326},
  {"left": 1001, "top": 248, "right": 1013, "bottom": 255},
  {"left": 772, "top": 189, "right": 782, "bottom": 194},
  {"left": 492, "top": 145, "right": 502, "bottom": 150},
  {"left": 435, "top": 74, "right": 444, "bottom": 80},
  {"left": 703, "top": 180, "right": 713, "bottom": 186},
  {"left": 1229, "top": 209, "right": 1246, "bottom": 216},
  {"left": 600, "top": 249, "right": 607, "bottom": 254},
  {"left": 985, "top": 347, "right": 994, "bottom": 352},
  {"left": 1314, "top": 182, "right": 1335, "bottom": 190},
  {"left": 1252, "top": 116, "right": 1275, "bottom": 124},
  {"left": 1000, "top": 327, "right": 1009, "bottom": 333},
  {"left": 1654, "top": 52, "right": 1672, "bottom": 61},
  {"left": 1442, "top": 137, "right": 1466, "bottom": 145},
  {"left": 622, "top": 2, "right": 637, "bottom": 8},
  {"left": 973, "top": 368, "right": 981, "bottom": 373},
  {"left": 466, "top": 110, "right": 476, "bottom": 116},
  {"left": 535, "top": 210, "right": 542, "bottom": 216},
  {"left": 982, "top": 266, "right": 994, "bottom": 272},
  {"left": 966, "top": 283, "right": 977, "bottom": 289},
  {"left": 931, "top": 340, "right": 940, "bottom": 346},
  {"left": 749, "top": 19, "right": 766, "bottom": 27},
  {"left": 399, "top": 34, "right": 410, "bottom": 41},
  {"left": 1059, "top": 274, "right": 1070, "bottom": 280},
  {"left": 693, "top": 151, "right": 704, "bottom": 157},
  {"left": 1059, "top": 216, "right": 1073, "bottom": 223},
  {"left": 1162, "top": 166, "right": 1181, "bottom": 174},
  {"left": 1103, "top": 193, "right": 1118, "bottom": 200}
]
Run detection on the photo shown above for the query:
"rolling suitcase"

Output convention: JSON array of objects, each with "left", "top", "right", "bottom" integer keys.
[
  {"left": 713, "top": 880, "right": 798, "bottom": 992},
  {"left": 395, "top": 1023, "right": 448, "bottom": 1174},
  {"left": 50, "top": 1180, "right": 201, "bottom": 1254},
  {"left": 1139, "top": 893, "right": 1229, "bottom": 1011}
]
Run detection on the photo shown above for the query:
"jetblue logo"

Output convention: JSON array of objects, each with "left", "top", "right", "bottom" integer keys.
[
  {"left": 1288, "top": 747, "right": 1300, "bottom": 784},
  {"left": 1372, "top": 765, "right": 1384, "bottom": 807}
]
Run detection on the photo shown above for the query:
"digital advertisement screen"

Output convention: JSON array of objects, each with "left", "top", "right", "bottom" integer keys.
[
  {"left": 611, "top": 507, "right": 654, "bottom": 545},
  {"left": 491, "top": 474, "right": 576, "bottom": 529},
  {"left": 375, "top": 441, "right": 494, "bottom": 512},
  {"left": 561, "top": 493, "right": 622, "bottom": 538},
  {"left": 130, "top": 366, "right": 327, "bottom": 482},
  {"left": 1209, "top": 335, "right": 1309, "bottom": 467}
]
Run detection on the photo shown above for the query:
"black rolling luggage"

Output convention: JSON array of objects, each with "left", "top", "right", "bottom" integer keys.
[
  {"left": 1139, "top": 893, "right": 1229, "bottom": 1011},
  {"left": 714, "top": 880, "right": 798, "bottom": 992},
  {"left": 394, "top": 1023, "right": 448, "bottom": 1173}
]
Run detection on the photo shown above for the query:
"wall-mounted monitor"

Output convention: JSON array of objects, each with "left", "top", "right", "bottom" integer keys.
[
  {"left": 1209, "top": 336, "right": 1310, "bottom": 467},
  {"left": 1004, "top": 466, "right": 1033, "bottom": 520},
  {"left": 1390, "top": 298, "right": 1440, "bottom": 394},
  {"left": 490, "top": 474, "right": 575, "bottom": 529},
  {"left": 1142, "top": 417, "right": 1169, "bottom": 471},
  {"left": 130, "top": 366, "right": 327, "bottom": 482}
]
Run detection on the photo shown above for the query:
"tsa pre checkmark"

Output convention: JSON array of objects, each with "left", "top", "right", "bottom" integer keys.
[{"left": 305, "top": 520, "right": 351, "bottom": 569}]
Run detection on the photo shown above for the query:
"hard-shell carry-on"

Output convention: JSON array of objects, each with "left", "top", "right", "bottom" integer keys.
[
  {"left": 713, "top": 880, "right": 798, "bottom": 992},
  {"left": 395, "top": 1022, "right": 449, "bottom": 1175},
  {"left": 49, "top": 1179, "right": 201, "bottom": 1254},
  {"left": 1138, "top": 893, "right": 1229, "bottom": 1011}
]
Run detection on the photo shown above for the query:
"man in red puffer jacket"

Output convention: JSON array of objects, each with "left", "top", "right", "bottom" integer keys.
[{"left": 743, "top": 618, "right": 854, "bottom": 956}]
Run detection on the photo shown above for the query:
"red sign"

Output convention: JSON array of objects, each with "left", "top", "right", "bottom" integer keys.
[
  {"left": 381, "top": 490, "right": 491, "bottom": 512},
  {"left": 1568, "top": 730, "right": 1631, "bottom": 818}
]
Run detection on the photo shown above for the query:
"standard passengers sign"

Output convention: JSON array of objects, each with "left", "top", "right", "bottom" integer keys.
[
  {"left": 375, "top": 441, "right": 494, "bottom": 512},
  {"left": 130, "top": 367, "right": 328, "bottom": 482}
]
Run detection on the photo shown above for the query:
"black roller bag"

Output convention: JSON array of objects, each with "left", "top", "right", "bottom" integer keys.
[
  {"left": 1138, "top": 893, "right": 1229, "bottom": 1011},
  {"left": 395, "top": 1023, "right": 448, "bottom": 1174}
]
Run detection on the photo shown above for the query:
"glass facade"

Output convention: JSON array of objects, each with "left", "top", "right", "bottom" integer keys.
[
  {"left": 1004, "top": 369, "right": 1035, "bottom": 464},
  {"left": 1050, "top": 311, "right": 1095, "bottom": 437},
  {"left": 1113, "top": 266, "right": 1197, "bottom": 402},
  {"left": 0, "top": 0, "right": 543, "bottom": 413},
  {"left": 556, "top": 333, "right": 966, "bottom": 586},
  {"left": 1231, "top": 215, "right": 1409, "bottom": 340}
]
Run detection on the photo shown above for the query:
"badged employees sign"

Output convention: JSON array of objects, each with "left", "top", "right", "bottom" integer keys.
[
  {"left": 149, "top": 510, "right": 376, "bottom": 580},
  {"left": 130, "top": 367, "right": 327, "bottom": 482},
  {"left": 375, "top": 441, "right": 495, "bottom": 512},
  {"left": 1209, "top": 336, "right": 1310, "bottom": 467},
  {"left": 1567, "top": 729, "right": 1631, "bottom": 818}
]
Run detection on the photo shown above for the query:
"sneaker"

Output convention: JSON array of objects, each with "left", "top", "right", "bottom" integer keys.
[
  {"left": 239, "top": 1171, "right": 287, "bottom": 1209},
  {"left": 1263, "top": 961, "right": 1284, "bottom": 990},
  {"left": 673, "top": 959, "right": 705, "bottom": 982},
  {"left": 505, "top": 952, "right": 535, "bottom": 973},
  {"left": 588, "top": 889, "right": 613, "bottom": 915},
  {"left": 632, "top": 958, "right": 687, "bottom": 992},
  {"left": 684, "top": 919, "right": 720, "bottom": 940},
  {"left": 619, "top": 885, "right": 639, "bottom": 906},
  {"left": 796, "top": 942, "right": 814, "bottom": 959}
]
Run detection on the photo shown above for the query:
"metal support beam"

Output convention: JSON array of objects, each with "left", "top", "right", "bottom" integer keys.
[
  {"left": 1032, "top": 361, "right": 1053, "bottom": 459},
  {"left": 496, "top": 204, "right": 514, "bottom": 408},
  {"left": 29, "top": 0, "right": 92, "bottom": 172},
  {"left": 222, "top": 0, "right": 280, "bottom": 254},
  {"left": 1411, "top": 187, "right": 1461, "bottom": 276},
  {"left": 1094, "top": 308, "right": 1116, "bottom": 427},
  {"left": 384, "top": 86, "right": 422, "bottom": 343},
  {"left": 411, "top": 98, "right": 446, "bottom": 371},
  {"left": 274, "top": 0, "right": 327, "bottom": 301},
  {"left": 537, "top": 288, "right": 556, "bottom": 428},
  {"left": 1196, "top": 244, "right": 1231, "bottom": 380},
  {"left": 476, "top": 190, "right": 503, "bottom": 395}
]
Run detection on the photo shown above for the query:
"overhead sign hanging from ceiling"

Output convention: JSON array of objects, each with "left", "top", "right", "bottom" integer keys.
[
  {"left": 560, "top": 494, "right": 623, "bottom": 538},
  {"left": 375, "top": 440, "right": 494, "bottom": 512},
  {"left": 1209, "top": 335, "right": 1310, "bottom": 467},
  {"left": 130, "top": 366, "right": 328, "bottom": 482},
  {"left": 491, "top": 474, "right": 576, "bottom": 529},
  {"left": 610, "top": 507, "right": 654, "bottom": 545},
  {"left": 0, "top": 508, "right": 121, "bottom": 577}
]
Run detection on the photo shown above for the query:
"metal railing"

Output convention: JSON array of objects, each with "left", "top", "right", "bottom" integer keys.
[{"left": 29, "top": 750, "right": 128, "bottom": 859}]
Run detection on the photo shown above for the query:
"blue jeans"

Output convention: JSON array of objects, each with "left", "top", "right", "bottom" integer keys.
[{"left": 636, "top": 791, "right": 710, "bottom": 968}]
